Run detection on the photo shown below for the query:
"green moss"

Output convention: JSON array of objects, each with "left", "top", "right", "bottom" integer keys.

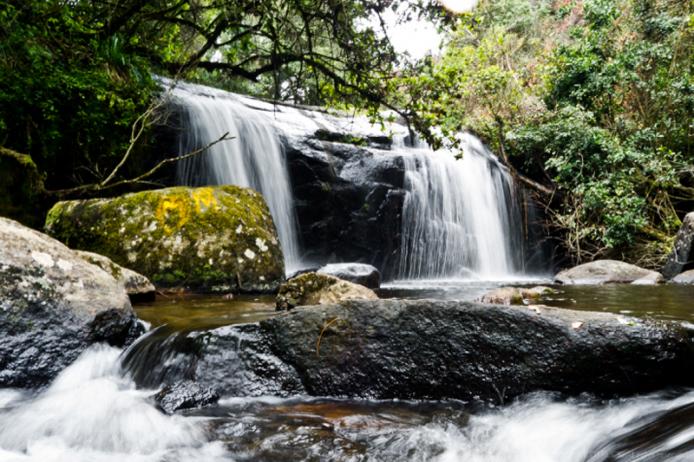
[
  {"left": 0, "top": 147, "right": 46, "bottom": 228},
  {"left": 45, "top": 185, "right": 285, "bottom": 292}
]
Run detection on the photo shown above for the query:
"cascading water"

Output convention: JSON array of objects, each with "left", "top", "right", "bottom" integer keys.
[
  {"left": 165, "top": 79, "right": 530, "bottom": 280},
  {"left": 396, "top": 133, "right": 523, "bottom": 280},
  {"left": 169, "top": 82, "right": 303, "bottom": 272}
]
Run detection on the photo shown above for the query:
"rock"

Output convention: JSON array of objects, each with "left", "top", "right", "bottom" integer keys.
[
  {"left": 152, "top": 300, "right": 694, "bottom": 405},
  {"left": 285, "top": 136, "right": 406, "bottom": 278},
  {"left": 276, "top": 272, "right": 378, "bottom": 311},
  {"left": 672, "top": 269, "right": 694, "bottom": 285},
  {"left": 662, "top": 212, "right": 694, "bottom": 279},
  {"left": 631, "top": 272, "right": 664, "bottom": 285},
  {"left": 477, "top": 286, "right": 555, "bottom": 305},
  {"left": 75, "top": 250, "right": 156, "bottom": 302},
  {"left": 554, "top": 260, "right": 662, "bottom": 285},
  {"left": 0, "top": 147, "right": 46, "bottom": 229},
  {"left": 44, "top": 185, "right": 284, "bottom": 293},
  {"left": 317, "top": 263, "right": 381, "bottom": 289},
  {"left": 0, "top": 217, "right": 142, "bottom": 388},
  {"left": 154, "top": 380, "right": 219, "bottom": 414}
]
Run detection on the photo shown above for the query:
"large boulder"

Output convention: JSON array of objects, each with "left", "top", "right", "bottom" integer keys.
[
  {"left": 128, "top": 299, "right": 694, "bottom": 404},
  {"left": 662, "top": 212, "right": 694, "bottom": 279},
  {"left": 555, "top": 260, "right": 663, "bottom": 285},
  {"left": 75, "top": 250, "right": 156, "bottom": 302},
  {"left": 275, "top": 272, "right": 378, "bottom": 311},
  {"left": 44, "top": 186, "right": 284, "bottom": 292},
  {"left": 317, "top": 262, "right": 381, "bottom": 289},
  {"left": 0, "top": 217, "right": 142, "bottom": 388}
]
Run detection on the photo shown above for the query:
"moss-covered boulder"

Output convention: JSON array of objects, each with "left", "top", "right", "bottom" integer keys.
[
  {"left": 45, "top": 186, "right": 284, "bottom": 292},
  {"left": 276, "top": 272, "right": 377, "bottom": 311},
  {"left": 477, "top": 286, "right": 556, "bottom": 305},
  {"left": 0, "top": 147, "right": 45, "bottom": 228}
]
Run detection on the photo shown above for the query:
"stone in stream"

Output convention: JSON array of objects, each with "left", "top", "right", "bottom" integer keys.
[
  {"left": 672, "top": 269, "right": 694, "bottom": 285},
  {"left": 662, "top": 212, "right": 694, "bottom": 280},
  {"left": 154, "top": 380, "right": 219, "bottom": 414},
  {"left": 477, "top": 286, "right": 556, "bottom": 305},
  {"left": 138, "top": 299, "right": 694, "bottom": 406},
  {"left": 74, "top": 250, "right": 156, "bottom": 302},
  {"left": 555, "top": 260, "right": 663, "bottom": 285},
  {"left": 275, "top": 272, "right": 378, "bottom": 311},
  {"left": 44, "top": 185, "right": 284, "bottom": 293},
  {"left": 0, "top": 217, "right": 142, "bottom": 388},
  {"left": 317, "top": 262, "right": 381, "bottom": 289}
]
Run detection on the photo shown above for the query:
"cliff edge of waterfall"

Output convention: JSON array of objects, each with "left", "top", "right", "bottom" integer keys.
[{"left": 160, "top": 80, "right": 550, "bottom": 280}]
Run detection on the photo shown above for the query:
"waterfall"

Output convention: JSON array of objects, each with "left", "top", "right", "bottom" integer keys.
[
  {"left": 396, "top": 133, "right": 523, "bottom": 280},
  {"left": 169, "top": 82, "right": 303, "bottom": 272}
]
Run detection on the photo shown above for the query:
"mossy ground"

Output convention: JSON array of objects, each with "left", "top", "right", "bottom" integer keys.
[{"left": 0, "top": 147, "right": 46, "bottom": 228}]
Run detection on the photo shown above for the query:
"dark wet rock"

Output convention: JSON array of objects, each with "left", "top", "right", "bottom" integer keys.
[
  {"left": 276, "top": 272, "right": 378, "bottom": 311},
  {"left": 123, "top": 324, "right": 305, "bottom": 399},
  {"left": 185, "top": 300, "right": 693, "bottom": 404},
  {"left": 317, "top": 263, "right": 381, "bottom": 289},
  {"left": 662, "top": 212, "right": 694, "bottom": 279},
  {"left": 0, "top": 217, "right": 142, "bottom": 388},
  {"left": 285, "top": 136, "right": 406, "bottom": 278},
  {"left": 555, "top": 260, "right": 663, "bottom": 285},
  {"left": 672, "top": 269, "right": 694, "bottom": 285},
  {"left": 477, "top": 286, "right": 556, "bottom": 305},
  {"left": 44, "top": 185, "right": 284, "bottom": 292},
  {"left": 75, "top": 250, "right": 156, "bottom": 302},
  {"left": 154, "top": 380, "right": 219, "bottom": 414}
]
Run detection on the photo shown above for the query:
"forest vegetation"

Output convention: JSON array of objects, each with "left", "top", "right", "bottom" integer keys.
[{"left": 0, "top": 0, "right": 692, "bottom": 267}]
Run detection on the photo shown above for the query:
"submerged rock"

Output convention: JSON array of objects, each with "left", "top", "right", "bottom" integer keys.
[
  {"left": 75, "top": 250, "right": 156, "bottom": 302},
  {"left": 276, "top": 272, "right": 378, "bottom": 311},
  {"left": 477, "top": 286, "right": 555, "bottom": 305},
  {"left": 154, "top": 380, "right": 219, "bottom": 414},
  {"left": 151, "top": 299, "right": 694, "bottom": 407},
  {"left": 317, "top": 263, "right": 381, "bottom": 289},
  {"left": 672, "top": 269, "right": 694, "bottom": 285},
  {"left": 0, "top": 217, "right": 141, "bottom": 388},
  {"left": 44, "top": 185, "right": 284, "bottom": 292},
  {"left": 555, "top": 260, "right": 663, "bottom": 285},
  {"left": 662, "top": 212, "right": 694, "bottom": 280}
]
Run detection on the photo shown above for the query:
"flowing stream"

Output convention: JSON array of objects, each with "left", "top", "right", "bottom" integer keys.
[{"left": 1, "top": 293, "right": 693, "bottom": 461}]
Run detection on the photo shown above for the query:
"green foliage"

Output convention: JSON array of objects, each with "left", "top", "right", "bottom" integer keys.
[
  {"left": 0, "top": 1, "right": 157, "bottom": 190},
  {"left": 403, "top": 0, "right": 693, "bottom": 266}
]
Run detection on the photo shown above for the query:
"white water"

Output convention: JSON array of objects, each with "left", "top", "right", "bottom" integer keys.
[
  {"left": 397, "top": 134, "right": 523, "bottom": 280},
  {"left": 0, "top": 346, "right": 225, "bottom": 462},
  {"left": 171, "top": 82, "right": 303, "bottom": 273},
  {"left": 1, "top": 345, "right": 692, "bottom": 460}
]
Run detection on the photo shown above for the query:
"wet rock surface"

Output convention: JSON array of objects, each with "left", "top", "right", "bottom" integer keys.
[
  {"left": 285, "top": 136, "right": 406, "bottom": 278},
  {"left": 662, "top": 212, "right": 694, "bottom": 280},
  {"left": 276, "top": 272, "right": 378, "bottom": 311},
  {"left": 44, "top": 185, "right": 284, "bottom": 292},
  {"left": 151, "top": 299, "right": 694, "bottom": 406},
  {"left": 0, "top": 217, "right": 141, "bottom": 388},
  {"left": 154, "top": 380, "right": 219, "bottom": 414},
  {"left": 555, "top": 260, "right": 663, "bottom": 285},
  {"left": 317, "top": 263, "right": 381, "bottom": 289}
]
